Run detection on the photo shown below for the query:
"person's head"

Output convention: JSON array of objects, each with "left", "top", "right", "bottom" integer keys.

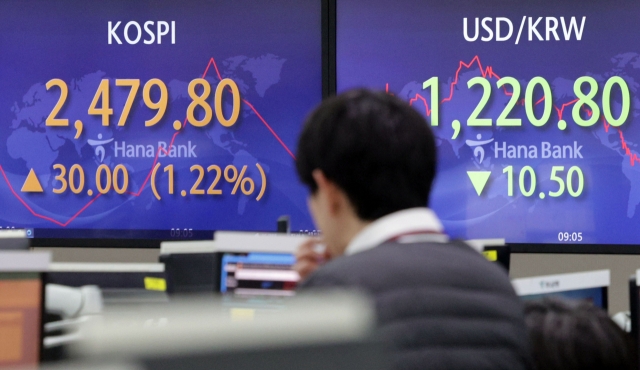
[
  {"left": 524, "top": 297, "right": 636, "bottom": 370},
  {"left": 296, "top": 89, "right": 437, "bottom": 257}
]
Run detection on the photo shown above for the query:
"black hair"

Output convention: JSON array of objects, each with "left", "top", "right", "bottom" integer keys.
[
  {"left": 524, "top": 297, "right": 637, "bottom": 370},
  {"left": 296, "top": 89, "right": 437, "bottom": 221}
]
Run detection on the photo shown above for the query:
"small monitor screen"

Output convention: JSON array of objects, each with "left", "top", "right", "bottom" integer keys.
[
  {"left": 520, "top": 287, "right": 606, "bottom": 309},
  {"left": 512, "top": 270, "right": 609, "bottom": 310},
  {"left": 0, "top": 272, "right": 42, "bottom": 367},
  {"left": 220, "top": 253, "right": 298, "bottom": 297}
]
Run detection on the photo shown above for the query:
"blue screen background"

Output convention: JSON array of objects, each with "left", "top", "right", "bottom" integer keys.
[
  {"left": 0, "top": 0, "right": 321, "bottom": 238},
  {"left": 337, "top": 0, "right": 640, "bottom": 245}
]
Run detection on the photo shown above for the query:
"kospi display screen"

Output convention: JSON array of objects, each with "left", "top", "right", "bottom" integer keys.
[
  {"left": 0, "top": 0, "right": 322, "bottom": 245},
  {"left": 337, "top": 0, "right": 640, "bottom": 247}
]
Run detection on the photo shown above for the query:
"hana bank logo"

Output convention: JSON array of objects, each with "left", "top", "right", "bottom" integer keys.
[
  {"left": 88, "top": 134, "right": 114, "bottom": 163},
  {"left": 465, "top": 134, "right": 494, "bottom": 164}
]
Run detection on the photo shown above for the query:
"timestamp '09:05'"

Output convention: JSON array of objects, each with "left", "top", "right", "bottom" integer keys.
[
  {"left": 170, "top": 228, "right": 194, "bottom": 238},
  {"left": 558, "top": 232, "right": 583, "bottom": 242}
]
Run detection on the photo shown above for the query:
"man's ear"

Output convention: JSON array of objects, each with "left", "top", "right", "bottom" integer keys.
[{"left": 312, "top": 169, "right": 343, "bottom": 215}]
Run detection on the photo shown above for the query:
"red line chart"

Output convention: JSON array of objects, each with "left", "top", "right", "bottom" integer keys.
[
  {"left": 394, "top": 55, "right": 639, "bottom": 166},
  {"left": 0, "top": 57, "right": 295, "bottom": 227}
]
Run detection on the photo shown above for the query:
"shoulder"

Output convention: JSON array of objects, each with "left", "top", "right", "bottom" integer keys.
[{"left": 300, "top": 240, "right": 515, "bottom": 295}]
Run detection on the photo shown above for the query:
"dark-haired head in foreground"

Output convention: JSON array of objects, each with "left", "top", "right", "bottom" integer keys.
[
  {"left": 296, "top": 89, "right": 437, "bottom": 257},
  {"left": 296, "top": 89, "right": 437, "bottom": 218},
  {"left": 525, "top": 297, "right": 636, "bottom": 370}
]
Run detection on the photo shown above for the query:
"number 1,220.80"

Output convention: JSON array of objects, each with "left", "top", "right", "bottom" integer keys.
[{"left": 422, "top": 76, "right": 631, "bottom": 128}]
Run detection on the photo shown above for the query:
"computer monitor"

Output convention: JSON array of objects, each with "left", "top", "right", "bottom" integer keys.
[
  {"left": 512, "top": 270, "right": 609, "bottom": 310},
  {"left": 160, "top": 253, "right": 218, "bottom": 295},
  {"left": 160, "top": 234, "right": 307, "bottom": 296},
  {"left": 214, "top": 232, "right": 308, "bottom": 296},
  {"left": 335, "top": 0, "right": 640, "bottom": 252},
  {"left": 159, "top": 241, "right": 218, "bottom": 294},
  {"left": 219, "top": 252, "right": 298, "bottom": 297},
  {"left": 0, "top": 229, "right": 30, "bottom": 251},
  {"left": 0, "top": 252, "right": 50, "bottom": 368},
  {"left": 0, "top": 0, "right": 325, "bottom": 248}
]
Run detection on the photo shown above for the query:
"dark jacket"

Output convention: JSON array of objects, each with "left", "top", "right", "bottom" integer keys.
[{"left": 299, "top": 240, "right": 533, "bottom": 370}]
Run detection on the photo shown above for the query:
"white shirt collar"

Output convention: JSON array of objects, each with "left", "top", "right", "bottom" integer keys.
[{"left": 344, "top": 208, "right": 445, "bottom": 256}]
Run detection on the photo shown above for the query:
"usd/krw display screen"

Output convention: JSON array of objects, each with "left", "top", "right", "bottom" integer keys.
[
  {"left": 0, "top": 0, "right": 321, "bottom": 242},
  {"left": 337, "top": 0, "right": 640, "bottom": 246}
]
